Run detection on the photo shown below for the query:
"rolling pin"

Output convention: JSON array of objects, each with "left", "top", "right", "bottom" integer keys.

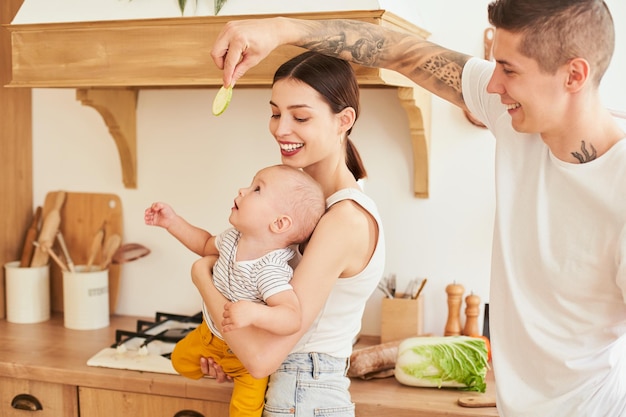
[
  {"left": 30, "top": 191, "right": 66, "bottom": 267},
  {"left": 19, "top": 206, "right": 42, "bottom": 267}
]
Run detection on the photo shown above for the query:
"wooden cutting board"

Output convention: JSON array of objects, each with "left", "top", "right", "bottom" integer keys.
[{"left": 41, "top": 191, "right": 123, "bottom": 314}]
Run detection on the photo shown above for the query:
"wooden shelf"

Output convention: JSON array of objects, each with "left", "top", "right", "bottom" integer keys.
[{"left": 6, "top": 10, "right": 431, "bottom": 197}]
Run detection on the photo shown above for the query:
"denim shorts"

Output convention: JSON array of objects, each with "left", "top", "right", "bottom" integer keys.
[{"left": 263, "top": 352, "right": 354, "bottom": 417}]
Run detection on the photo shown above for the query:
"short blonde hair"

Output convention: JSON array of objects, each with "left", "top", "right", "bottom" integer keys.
[{"left": 270, "top": 165, "right": 325, "bottom": 245}]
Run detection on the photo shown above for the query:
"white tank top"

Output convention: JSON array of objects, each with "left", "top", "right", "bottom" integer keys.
[{"left": 291, "top": 188, "right": 386, "bottom": 358}]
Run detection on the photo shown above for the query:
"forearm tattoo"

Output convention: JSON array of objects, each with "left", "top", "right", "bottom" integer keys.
[
  {"left": 421, "top": 54, "right": 463, "bottom": 93},
  {"left": 571, "top": 141, "right": 597, "bottom": 163},
  {"left": 299, "top": 22, "right": 384, "bottom": 67},
  {"left": 298, "top": 20, "right": 466, "bottom": 100}
]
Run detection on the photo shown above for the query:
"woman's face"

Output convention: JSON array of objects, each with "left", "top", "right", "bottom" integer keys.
[{"left": 269, "top": 79, "right": 344, "bottom": 170}]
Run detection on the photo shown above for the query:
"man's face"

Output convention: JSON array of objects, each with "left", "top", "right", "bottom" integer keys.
[{"left": 486, "top": 29, "right": 571, "bottom": 136}]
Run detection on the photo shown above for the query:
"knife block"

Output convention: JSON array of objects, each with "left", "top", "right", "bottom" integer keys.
[{"left": 380, "top": 295, "right": 424, "bottom": 343}]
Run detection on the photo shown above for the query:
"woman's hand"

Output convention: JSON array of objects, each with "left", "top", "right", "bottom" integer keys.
[{"left": 200, "top": 356, "right": 232, "bottom": 383}]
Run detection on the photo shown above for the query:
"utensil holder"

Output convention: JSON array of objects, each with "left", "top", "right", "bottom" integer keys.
[
  {"left": 380, "top": 295, "right": 424, "bottom": 343},
  {"left": 4, "top": 261, "right": 50, "bottom": 324},
  {"left": 62, "top": 266, "right": 109, "bottom": 330}
]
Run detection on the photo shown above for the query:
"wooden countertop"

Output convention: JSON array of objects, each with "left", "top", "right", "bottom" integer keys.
[{"left": 0, "top": 314, "right": 498, "bottom": 417}]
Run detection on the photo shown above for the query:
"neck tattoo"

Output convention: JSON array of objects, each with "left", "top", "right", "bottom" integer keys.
[{"left": 571, "top": 140, "right": 597, "bottom": 163}]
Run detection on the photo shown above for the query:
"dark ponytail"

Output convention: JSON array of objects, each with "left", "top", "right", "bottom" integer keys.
[
  {"left": 346, "top": 139, "right": 366, "bottom": 180},
  {"left": 274, "top": 51, "right": 367, "bottom": 180}
]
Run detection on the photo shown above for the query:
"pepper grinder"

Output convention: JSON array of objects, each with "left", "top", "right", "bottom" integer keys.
[
  {"left": 462, "top": 292, "right": 481, "bottom": 336},
  {"left": 444, "top": 282, "right": 464, "bottom": 336}
]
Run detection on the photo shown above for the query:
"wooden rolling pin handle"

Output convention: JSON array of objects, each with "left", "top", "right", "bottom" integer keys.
[
  {"left": 19, "top": 206, "right": 42, "bottom": 267},
  {"left": 444, "top": 282, "right": 465, "bottom": 336}
]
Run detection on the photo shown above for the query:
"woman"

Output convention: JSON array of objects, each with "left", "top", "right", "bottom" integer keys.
[{"left": 192, "top": 51, "right": 385, "bottom": 416}]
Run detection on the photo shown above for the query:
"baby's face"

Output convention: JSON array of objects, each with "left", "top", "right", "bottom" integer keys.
[{"left": 229, "top": 166, "right": 286, "bottom": 234}]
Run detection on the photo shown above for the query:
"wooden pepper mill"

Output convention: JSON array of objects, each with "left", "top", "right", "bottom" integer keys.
[
  {"left": 444, "top": 282, "right": 464, "bottom": 336},
  {"left": 462, "top": 292, "right": 481, "bottom": 336}
]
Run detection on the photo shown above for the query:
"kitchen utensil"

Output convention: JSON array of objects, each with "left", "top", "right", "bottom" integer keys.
[
  {"left": 457, "top": 396, "right": 496, "bottom": 408},
  {"left": 413, "top": 278, "right": 428, "bottom": 299},
  {"left": 56, "top": 231, "right": 75, "bottom": 272},
  {"left": 99, "top": 234, "right": 122, "bottom": 270},
  {"left": 33, "top": 241, "right": 68, "bottom": 272},
  {"left": 31, "top": 191, "right": 66, "bottom": 267},
  {"left": 85, "top": 227, "right": 105, "bottom": 272},
  {"left": 112, "top": 243, "right": 150, "bottom": 264},
  {"left": 40, "top": 191, "right": 122, "bottom": 314},
  {"left": 377, "top": 281, "right": 394, "bottom": 299},
  {"left": 19, "top": 206, "right": 42, "bottom": 267}
]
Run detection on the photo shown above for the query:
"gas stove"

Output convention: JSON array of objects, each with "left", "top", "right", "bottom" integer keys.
[{"left": 87, "top": 311, "right": 202, "bottom": 375}]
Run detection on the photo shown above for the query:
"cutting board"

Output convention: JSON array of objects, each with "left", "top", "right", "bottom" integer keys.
[{"left": 41, "top": 191, "right": 123, "bottom": 314}]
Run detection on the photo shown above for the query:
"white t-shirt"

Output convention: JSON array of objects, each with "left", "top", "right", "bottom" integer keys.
[
  {"left": 463, "top": 57, "right": 626, "bottom": 417},
  {"left": 203, "top": 227, "right": 295, "bottom": 339}
]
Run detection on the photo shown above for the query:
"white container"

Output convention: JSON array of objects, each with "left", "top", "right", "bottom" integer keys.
[
  {"left": 4, "top": 261, "right": 51, "bottom": 324},
  {"left": 63, "top": 266, "right": 109, "bottom": 330}
]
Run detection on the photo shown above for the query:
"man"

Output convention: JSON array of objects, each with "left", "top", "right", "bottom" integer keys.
[{"left": 209, "top": 1, "right": 626, "bottom": 416}]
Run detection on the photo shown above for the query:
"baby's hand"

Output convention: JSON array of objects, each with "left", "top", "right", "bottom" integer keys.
[
  {"left": 221, "top": 301, "right": 257, "bottom": 332},
  {"left": 144, "top": 202, "right": 176, "bottom": 228}
]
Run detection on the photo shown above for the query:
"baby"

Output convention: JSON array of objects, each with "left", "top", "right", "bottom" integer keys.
[{"left": 144, "top": 164, "right": 325, "bottom": 417}]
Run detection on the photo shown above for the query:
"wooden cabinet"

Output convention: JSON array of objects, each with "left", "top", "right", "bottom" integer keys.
[
  {"left": 0, "top": 377, "right": 78, "bottom": 417},
  {"left": 79, "top": 387, "right": 229, "bottom": 417},
  {"left": 0, "top": 315, "right": 234, "bottom": 417},
  {"left": 0, "top": 315, "right": 498, "bottom": 417},
  {"left": 0, "top": 377, "right": 229, "bottom": 417}
]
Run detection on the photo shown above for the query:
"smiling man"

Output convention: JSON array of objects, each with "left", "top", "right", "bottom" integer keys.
[{"left": 210, "top": 1, "right": 626, "bottom": 416}]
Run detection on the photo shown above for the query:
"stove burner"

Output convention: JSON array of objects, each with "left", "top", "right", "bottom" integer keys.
[
  {"left": 87, "top": 311, "right": 203, "bottom": 375},
  {"left": 112, "top": 311, "right": 203, "bottom": 354}
]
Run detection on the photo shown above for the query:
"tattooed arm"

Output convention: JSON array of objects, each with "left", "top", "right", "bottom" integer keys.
[{"left": 211, "top": 17, "right": 472, "bottom": 110}]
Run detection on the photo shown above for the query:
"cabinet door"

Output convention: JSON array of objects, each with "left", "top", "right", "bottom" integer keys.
[
  {"left": 0, "top": 376, "right": 78, "bottom": 417},
  {"left": 79, "top": 387, "right": 230, "bottom": 417}
]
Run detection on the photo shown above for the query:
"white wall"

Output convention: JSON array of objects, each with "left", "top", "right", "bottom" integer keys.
[{"left": 31, "top": 1, "right": 626, "bottom": 337}]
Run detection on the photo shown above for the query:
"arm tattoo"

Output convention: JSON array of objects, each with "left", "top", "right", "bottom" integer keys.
[
  {"left": 297, "top": 20, "right": 467, "bottom": 104},
  {"left": 299, "top": 24, "right": 385, "bottom": 67},
  {"left": 422, "top": 54, "right": 463, "bottom": 93},
  {"left": 571, "top": 141, "right": 597, "bottom": 163}
]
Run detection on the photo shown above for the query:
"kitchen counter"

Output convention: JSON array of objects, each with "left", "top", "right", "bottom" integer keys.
[{"left": 0, "top": 314, "right": 498, "bottom": 417}]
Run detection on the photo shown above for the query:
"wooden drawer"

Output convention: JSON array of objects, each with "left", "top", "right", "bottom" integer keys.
[
  {"left": 0, "top": 376, "right": 78, "bottom": 417},
  {"left": 79, "top": 387, "right": 230, "bottom": 417}
]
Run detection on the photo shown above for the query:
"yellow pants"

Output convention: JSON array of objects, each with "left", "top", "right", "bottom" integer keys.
[{"left": 171, "top": 323, "right": 268, "bottom": 417}]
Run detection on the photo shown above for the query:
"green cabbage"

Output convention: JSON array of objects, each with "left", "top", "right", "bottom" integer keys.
[{"left": 394, "top": 336, "right": 490, "bottom": 393}]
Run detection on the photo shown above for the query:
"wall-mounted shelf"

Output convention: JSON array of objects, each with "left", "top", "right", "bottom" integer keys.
[{"left": 7, "top": 10, "right": 431, "bottom": 197}]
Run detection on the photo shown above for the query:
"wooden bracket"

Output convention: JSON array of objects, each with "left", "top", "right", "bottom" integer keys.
[
  {"left": 76, "top": 88, "right": 138, "bottom": 189},
  {"left": 398, "top": 86, "right": 431, "bottom": 198}
]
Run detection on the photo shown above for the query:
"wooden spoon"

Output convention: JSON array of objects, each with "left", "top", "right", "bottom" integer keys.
[
  {"left": 85, "top": 228, "right": 105, "bottom": 271},
  {"left": 112, "top": 243, "right": 150, "bottom": 264},
  {"left": 99, "top": 234, "right": 122, "bottom": 270}
]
